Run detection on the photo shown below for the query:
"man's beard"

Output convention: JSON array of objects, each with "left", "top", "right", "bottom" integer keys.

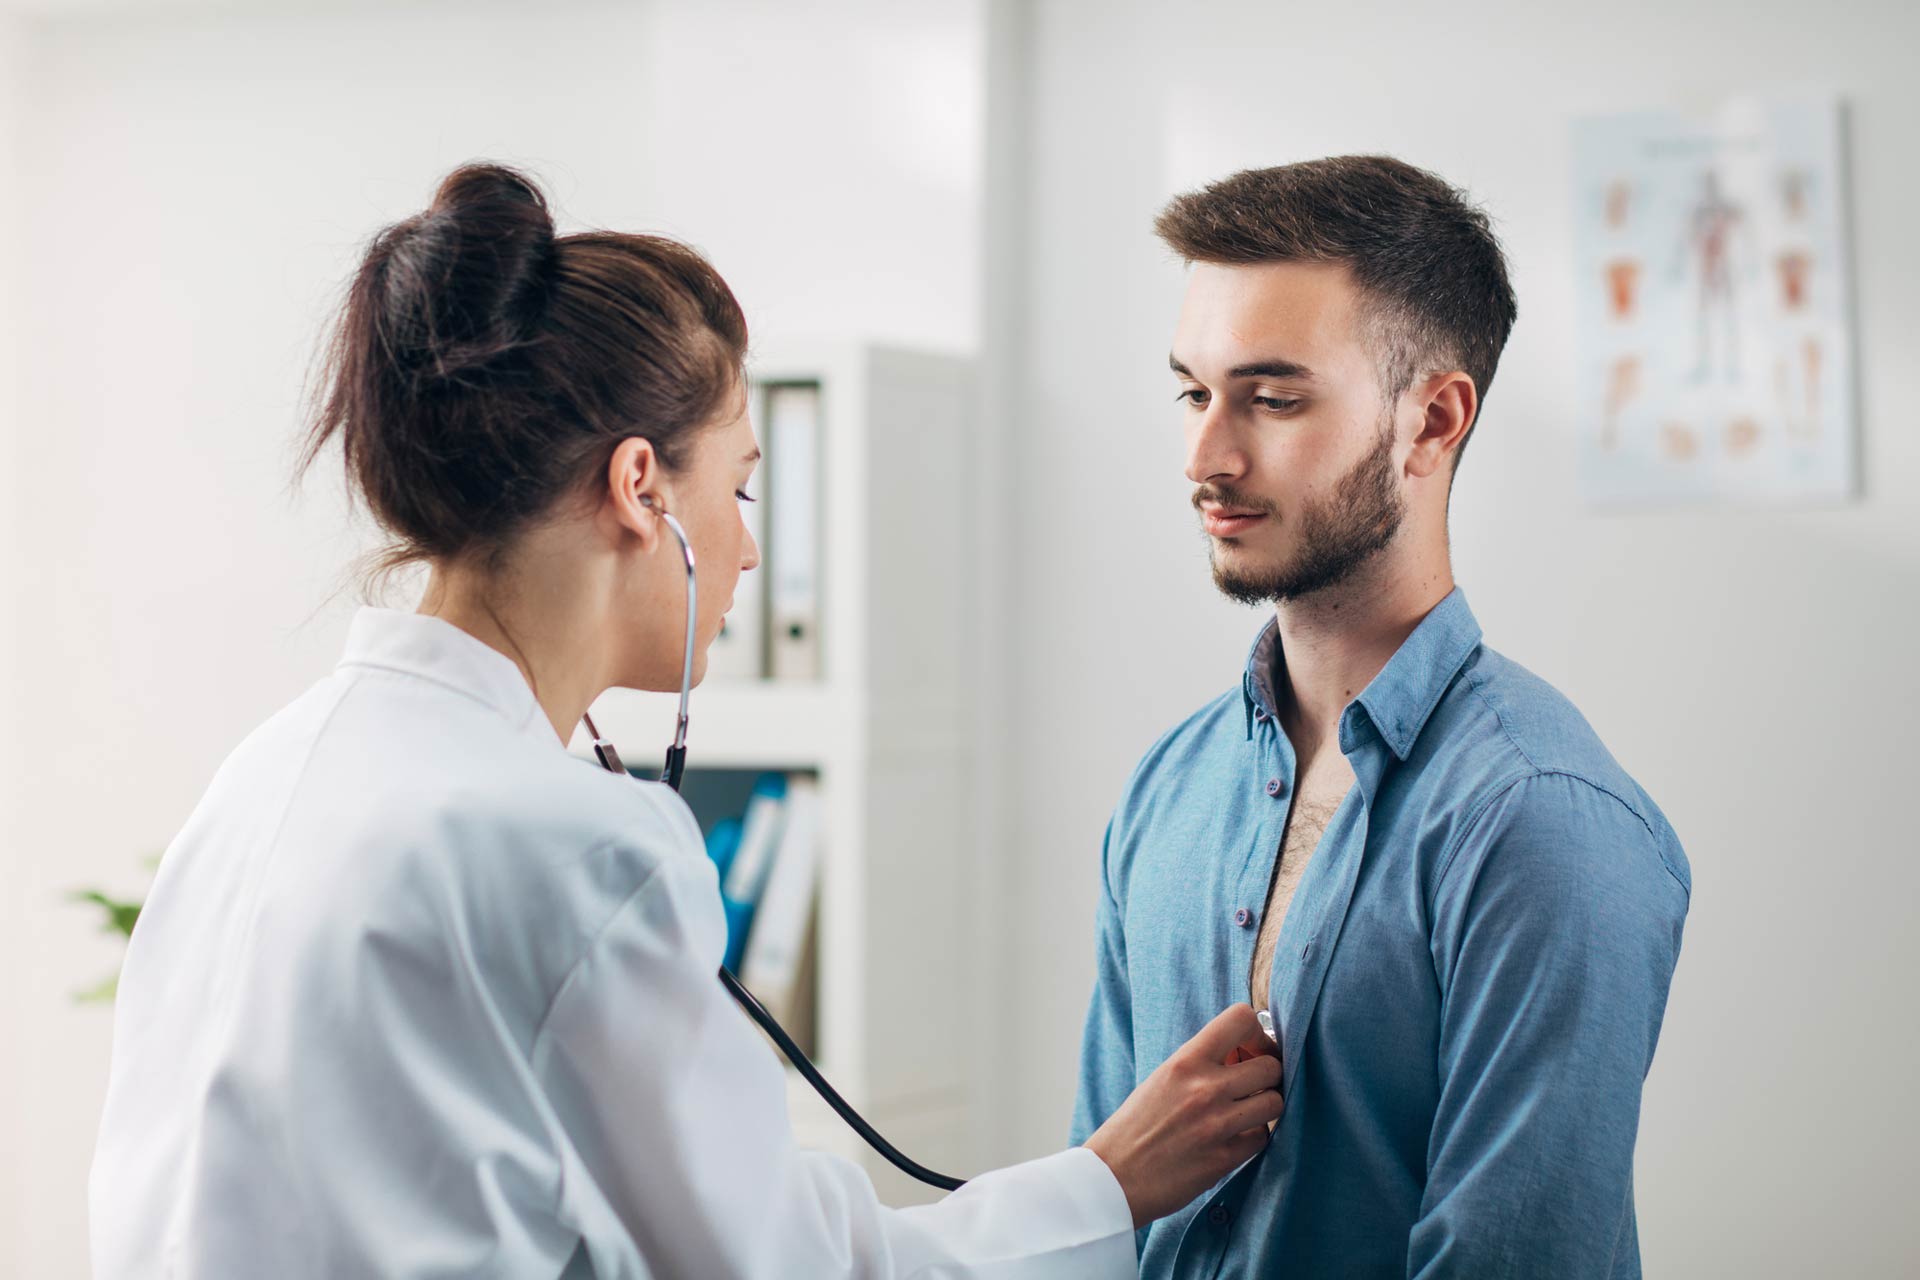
[{"left": 1207, "top": 423, "right": 1406, "bottom": 606}]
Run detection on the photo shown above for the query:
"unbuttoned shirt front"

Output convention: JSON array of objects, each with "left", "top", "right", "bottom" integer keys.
[{"left": 1070, "top": 589, "right": 1691, "bottom": 1279}]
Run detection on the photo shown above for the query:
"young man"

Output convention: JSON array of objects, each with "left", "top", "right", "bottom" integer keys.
[{"left": 1069, "top": 157, "right": 1691, "bottom": 1278}]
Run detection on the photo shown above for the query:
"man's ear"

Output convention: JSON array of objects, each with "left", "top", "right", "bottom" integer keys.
[
  {"left": 1405, "top": 372, "right": 1477, "bottom": 480},
  {"left": 605, "top": 436, "right": 667, "bottom": 551}
]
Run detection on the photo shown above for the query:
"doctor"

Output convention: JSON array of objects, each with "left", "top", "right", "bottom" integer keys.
[{"left": 88, "top": 163, "right": 1284, "bottom": 1278}]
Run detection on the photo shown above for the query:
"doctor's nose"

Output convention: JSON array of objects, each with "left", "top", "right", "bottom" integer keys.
[{"left": 741, "top": 528, "right": 762, "bottom": 573}]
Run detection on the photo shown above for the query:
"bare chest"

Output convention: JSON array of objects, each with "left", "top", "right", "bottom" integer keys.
[{"left": 1248, "top": 763, "right": 1355, "bottom": 1007}]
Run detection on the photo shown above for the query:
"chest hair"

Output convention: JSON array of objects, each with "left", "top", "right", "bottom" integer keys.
[{"left": 1248, "top": 773, "right": 1352, "bottom": 1008}]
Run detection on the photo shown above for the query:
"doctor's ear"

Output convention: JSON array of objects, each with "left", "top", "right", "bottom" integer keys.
[{"left": 604, "top": 436, "right": 669, "bottom": 550}]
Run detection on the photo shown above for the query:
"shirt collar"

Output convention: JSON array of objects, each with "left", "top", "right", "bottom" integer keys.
[
  {"left": 336, "top": 607, "right": 566, "bottom": 749},
  {"left": 1241, "top": 587, "right": 1483, "bottom": 762}
]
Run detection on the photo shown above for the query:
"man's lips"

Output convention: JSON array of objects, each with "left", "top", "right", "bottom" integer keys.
[{"left": 1200, "top": 506, "right": 1269, "bottom": 537}]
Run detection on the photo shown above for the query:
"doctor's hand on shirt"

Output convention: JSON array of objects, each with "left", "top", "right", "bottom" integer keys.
[{"left": 1083, "top": 1004, "right": 1284, "bottom": 1228}]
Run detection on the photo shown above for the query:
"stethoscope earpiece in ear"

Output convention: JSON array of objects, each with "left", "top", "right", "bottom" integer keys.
[{"left": 612, "top": 493, "right": 694, "bottom": 790}]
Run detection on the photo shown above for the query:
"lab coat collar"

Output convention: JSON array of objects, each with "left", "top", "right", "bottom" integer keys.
[
  {"left": 1240, "top": 587, "right": 1483, "bottom": 762},
  {"left": 337, "top": 607, "right": 567, "bottom": 749}
]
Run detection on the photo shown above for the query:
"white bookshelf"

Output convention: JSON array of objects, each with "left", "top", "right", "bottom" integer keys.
[{"left": 572, "top": 342, "right": 981, "bottom": 1205}]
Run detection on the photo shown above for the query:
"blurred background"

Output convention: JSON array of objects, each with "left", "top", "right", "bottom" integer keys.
[{"left": 2, "top": 0, "right": 1916, "bottom": 1274}]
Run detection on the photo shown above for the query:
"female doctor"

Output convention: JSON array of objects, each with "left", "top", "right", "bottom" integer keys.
[{"left": 88, "top": 164, "right": 1284, "bottom": 1278}]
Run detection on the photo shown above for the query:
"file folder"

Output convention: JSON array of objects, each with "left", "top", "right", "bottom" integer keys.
[
  {"left": 765, "top": 382, "right": 822, "bottom": 681},
  {"left": 741, "top": 775, "right": 821, "bottom": 1025}
]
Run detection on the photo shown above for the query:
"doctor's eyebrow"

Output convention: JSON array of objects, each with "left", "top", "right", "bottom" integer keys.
[
  {"left": 742, "top": 448, "right": 762, "bottom": 463},
  {"left": 1169, "top": 354, "right": 1317, "bottom": 381}
]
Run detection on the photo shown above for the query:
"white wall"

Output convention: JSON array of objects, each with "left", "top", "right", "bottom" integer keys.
[
  {"left": 0, "top": 12, "right": 27, "bottom": 1263},
  {"left": 0, "top": 2, "right": 982, "bottom": 1273},
  {"left": 984, "top": 0, "right": 1920, "bottom": 1275}
]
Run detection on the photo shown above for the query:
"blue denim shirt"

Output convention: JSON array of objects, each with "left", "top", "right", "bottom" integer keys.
[{"left": 1071, "top": 589, "right": 1690, "bottom": 1278}]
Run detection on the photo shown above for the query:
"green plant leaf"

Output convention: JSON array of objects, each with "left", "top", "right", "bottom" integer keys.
[
  {"left": 70, "top": 888, "right": 142, "bottom": 939},
  {"left": 70, "top": 854, "right": 160, "bottom": 1004},
  {"left": 73, "top": 974, "right": 119, "bottom": 1004}
]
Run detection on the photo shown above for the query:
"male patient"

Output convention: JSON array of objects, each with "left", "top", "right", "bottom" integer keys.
[{"left": 1070, "top": 156, "right": 1691, "bottom": 1278}]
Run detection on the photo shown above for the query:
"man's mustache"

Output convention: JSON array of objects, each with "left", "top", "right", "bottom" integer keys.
[{"left": 1191, "top": 485, "right": 1278, "bottom": 517}]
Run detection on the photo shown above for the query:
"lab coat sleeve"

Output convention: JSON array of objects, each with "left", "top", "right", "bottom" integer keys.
[
  {"left": 532, "top": 844, "right": 1138, "bottom": 1279},
  {"left": 1411, "top": 773, "right": 1690, "bottom": 1279},
  {"left": 1069, "top": 817, "right": 1135, "bottom": 1152}
]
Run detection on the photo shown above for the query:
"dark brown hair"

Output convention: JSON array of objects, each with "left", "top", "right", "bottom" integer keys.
[
  {"left": 303, "top": 162, "right": 748, "bottom": 570},
  {"left": 1155, "top": 155, "right": 1516, "bottom": 465}
]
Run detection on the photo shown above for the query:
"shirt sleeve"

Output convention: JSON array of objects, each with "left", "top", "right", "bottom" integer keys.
[
  {"left": 1410, "top": 772, "right": 1690, "bottom": 1279},
  {"left": 1070, "top": 816, "right": 1136, "bottom": 1151},
  {"left": 532, "top": 834, "right": 1137, "bottom": 1279}
]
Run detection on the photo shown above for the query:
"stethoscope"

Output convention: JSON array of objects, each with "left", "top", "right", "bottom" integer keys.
[{"left": 579, "top": 495, "right": 967, "bottom": 1192}]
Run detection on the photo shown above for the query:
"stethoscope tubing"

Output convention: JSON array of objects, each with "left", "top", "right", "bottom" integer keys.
[
  {"left": 718, "top": 966, "right": 966, "bottom": 1191},
  {"left": 582, "top": 497, "right": 966, "bottom": 1191}
]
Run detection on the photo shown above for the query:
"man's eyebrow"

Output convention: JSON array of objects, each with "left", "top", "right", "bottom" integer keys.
[
  {"left": 1169, "top": 354, "right": 1316, "bottom": 381},
  {"left": 1228, "top": 359, "right": 1315, "bottom": 381}
]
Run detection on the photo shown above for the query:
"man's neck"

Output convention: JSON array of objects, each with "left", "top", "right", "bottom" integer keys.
[{"left": 1272, "top": 553, "right": 1455, "bottom": 763}]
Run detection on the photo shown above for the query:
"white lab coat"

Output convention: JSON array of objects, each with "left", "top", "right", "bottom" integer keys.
[{"left": 89, "top": 608, "right": 1135, "bottom": 1278}]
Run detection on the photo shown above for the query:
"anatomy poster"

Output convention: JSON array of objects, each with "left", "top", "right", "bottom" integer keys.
[{"left": 1571, "top": 97, "right": 1858, "bottom": 505}]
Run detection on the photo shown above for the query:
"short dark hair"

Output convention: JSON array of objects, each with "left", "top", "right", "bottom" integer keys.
[
  {"left": 1154, "top": 155, "right": 1516, "bottom": 465},
  {"left": 303, "top": 162, "right": 748, "bottom": 573}
]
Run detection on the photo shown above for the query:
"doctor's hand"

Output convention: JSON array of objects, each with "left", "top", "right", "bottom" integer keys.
[{"left": 1083, "top": 1004, "right": 1284, "bottom": 1229}]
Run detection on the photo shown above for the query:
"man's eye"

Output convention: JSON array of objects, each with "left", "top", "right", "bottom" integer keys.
[
  {"left": 1176, "top": 388, "right": 1208, "bottom": 407},
  {"left": 1254, "top": 397, "right": 1302, "bottom": 413}
]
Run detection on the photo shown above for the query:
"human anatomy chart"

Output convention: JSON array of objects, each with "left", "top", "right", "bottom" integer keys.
[{"left": 1571, "top": 97, "right": 1857, "bottom": 505}]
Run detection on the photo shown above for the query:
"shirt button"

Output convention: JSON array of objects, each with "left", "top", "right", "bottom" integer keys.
[
  {"left": 1253, "top": 706, "right": 1270, "bottom": 722},
  {"left": 1208, "top": 1204, "right": 1231, "bottom": 1227},
  {"left": 1265, "top": 777, "right": 1284, "bottom": 798},
  {"left": 1233, "top": 907, "right": 1254, "bottom": 928}
]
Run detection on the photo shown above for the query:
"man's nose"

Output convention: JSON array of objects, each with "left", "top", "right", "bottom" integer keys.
[{"left": 1185, "top": 402, "right": 1243, "bottom": 487}]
